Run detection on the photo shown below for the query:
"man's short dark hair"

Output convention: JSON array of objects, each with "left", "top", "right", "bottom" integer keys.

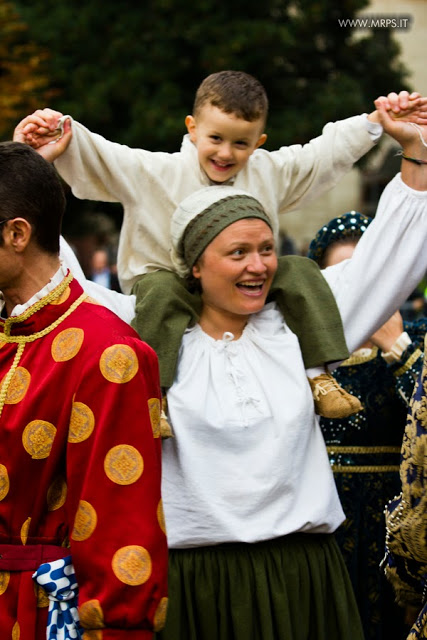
[
  {"left": 193, "top": 70, "right": 269, "bottom": 127},
  {"left": 0, "top": 142, "right": 65, "bottom": 254}
]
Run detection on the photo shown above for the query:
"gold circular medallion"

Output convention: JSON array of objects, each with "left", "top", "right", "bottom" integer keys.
[
  {"left": 22, "top": 420, "right": 56, "bottom": 459},
  {"left": 51, "top": 328, "right": 84, "bottom": 362},
  {"left": 0, "top": 571, "right": 10, "bottom": 595},
  {"left": 148, "top": 397, "right": 161, "bottom": 438},
  {"left": 112, "top": 545, "right": 152, "bottom": 586},
  {"left": 104, "top": 445, "right": 143, "bottom": 485},
  {"left": 71, "top": 500, "right": 97, "bottom": 541},
  {"left": 4, "top": 367, "right": 31, "bottom": 404},
  {"left": 153, "top": 597, "right": 169, "bottom": 632},
  {"left": 99, "top": 344, "right": 138, "bottom": 384},
  {"left": 79, "top": 599, "right": 105, "bottom": 628},
  {"left": 21, "top": 517, "right": 31, "bottom": 544},
  {"left": 68, "top": 401, "right": 95, "bottom": 444},
  {"left": 50, "top": 286, "right": 71, "bottom": 306},
  {"left": 12, "top": 621, "right": 20, "bottom": 640},
  {"left": 0, "top": 464, "right": 9, "bottom": 501},
  {"left": 47, "top": 476, "right": 67, "bottom": 511},
  {"left": 157, "top": 499, "right": 166, "bottom": 535}
]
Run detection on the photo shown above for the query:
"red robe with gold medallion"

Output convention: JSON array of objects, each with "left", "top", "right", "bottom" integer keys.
[{"left": 0, "top": 273, "right": 168, "bottom": 639}]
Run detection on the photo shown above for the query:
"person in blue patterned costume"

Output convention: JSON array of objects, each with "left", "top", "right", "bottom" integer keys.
[
  {"left": 383, "top": 335, "right": 427, "bottom": 639},
  {"left": 307, "top": 212, "right": 427, "bottom": 640}
]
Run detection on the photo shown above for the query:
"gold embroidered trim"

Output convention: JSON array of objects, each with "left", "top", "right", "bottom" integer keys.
[
  {"left": 0, "top": 281, "right": 87, "bottom": 420},
  {"left": 331, "top": 464, "right": 400, "bottom": 473},
  {"left": 1, "top": 272, "right": 73, "bottom": 336},
  {"left": 393, "top": 348, "right": 423, "bottom": 378},
  {"left": 339, "top": 347, "right": 378, "bottom": 367},
  {"left": 326, "top": 445, "right": 401, "bottom": 454}
]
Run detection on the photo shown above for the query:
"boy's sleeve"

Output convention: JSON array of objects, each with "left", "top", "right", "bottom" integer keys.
[
  {"left": 260, "top": 114, "right": 378, "bottom": 213},
  {"left": 66, "top": 335, "right": 168, "bottom": 639},
  {"left": 54, "top": 119, "right": 166, "bottom": 205}
]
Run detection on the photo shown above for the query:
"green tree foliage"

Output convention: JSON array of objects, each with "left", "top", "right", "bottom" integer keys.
[
  {"left": 13, "top": 0, "right": 410, "bottom": 152},
  {"left": 0, "top": 0, "right": 57, "bottom": 139}
]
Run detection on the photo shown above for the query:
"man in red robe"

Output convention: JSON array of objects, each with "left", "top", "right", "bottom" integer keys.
[{"left": 0, "top": 142, "right": 168, "bottom": 639}]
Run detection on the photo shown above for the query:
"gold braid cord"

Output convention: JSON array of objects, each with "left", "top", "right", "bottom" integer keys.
[{"left": 0, "top": 275, "right": 87, "bottom": 419}]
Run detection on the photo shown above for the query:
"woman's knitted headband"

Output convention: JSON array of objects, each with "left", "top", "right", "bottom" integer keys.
[
  {"left": 183, "top": 194, "right": 272, "bottom": 269},
  {"left": 170, "top": 187, "right": 273, "bottom": 277}
]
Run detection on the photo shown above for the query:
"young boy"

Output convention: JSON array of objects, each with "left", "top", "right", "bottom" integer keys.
[{"left": 13, "top": 71, "right": 425, "bottom": 420}]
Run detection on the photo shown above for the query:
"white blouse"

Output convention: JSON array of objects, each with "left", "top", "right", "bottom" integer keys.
[{"left": 162, "top": 174, "right": 427, "bottom": 548}]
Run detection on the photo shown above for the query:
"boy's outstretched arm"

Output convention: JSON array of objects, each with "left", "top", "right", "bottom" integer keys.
[{"left": 13, "top": 108, "right": 72, "bottom": 162}]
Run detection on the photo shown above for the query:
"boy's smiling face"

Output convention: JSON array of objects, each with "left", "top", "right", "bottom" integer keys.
[{"left": 185, "top": 104, "right": 267, "bottom": 184}]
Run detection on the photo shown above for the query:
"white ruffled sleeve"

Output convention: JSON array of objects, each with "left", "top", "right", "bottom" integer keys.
[{"left": 322, "top": 173, "right": 427, "bottom": 355}]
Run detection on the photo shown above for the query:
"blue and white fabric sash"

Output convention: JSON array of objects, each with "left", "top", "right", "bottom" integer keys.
[{"left": 33, "top": 555, "right": 83, "bottom": 640}]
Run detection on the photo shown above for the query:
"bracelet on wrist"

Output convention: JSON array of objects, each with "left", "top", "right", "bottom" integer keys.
[{"left": 396, "top": 150, "right": 427, "bottom": 165}]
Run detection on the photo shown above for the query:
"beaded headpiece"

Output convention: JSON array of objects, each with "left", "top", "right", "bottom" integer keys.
[{"left": 307, "top": 211, "right": 372, "bottom": 265}]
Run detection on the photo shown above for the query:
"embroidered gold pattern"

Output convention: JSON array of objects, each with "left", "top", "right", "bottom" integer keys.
[
  {"left": 84, "top": 297, "right": 102, "bottom": 306},
  {"left": 112, "top": 545, "right": 152, "bottom": 586},
  {"left": 36, "top": 584, "right": 49, "bottom": 608},
  {"left": 331, "top": 464, "right": 400, "bottom": 473},
  {"left": 22, "top": 420, "right": 56, "bottom": 459},
  {"left": 0, "top": 282, "right": 86, "bottom": 421},
  {"left": 157, "top": 499, "right": 166, "bottom": 535},
  {"left": 3, "top": 367, "right": 30, "bottom": 404},
  {"left": 71, "top": 500, "right": 97, "bottom": 542},
  {"left": 0, "top": 571, "right": 10, "bottom": 595},
  {"left": 340, "top": 346, "right": 378, "bottom": 367},
  {"left": 21, "top": 517, "right": 31, "bottom": 544},
  {"left": 153, "top": 597, "right": 169, "bottom": 632},
  {"left": 0, "top": 464, "right": 9, "bottom": 501},
  {"left": 148, "top": 397, "right": 161, "bottom": 438},
  {"left": 49, "top": 286, "right": 71, "bottom": 305},
  {"left": 384, "top": 345, "right": 427, "bottom": 610},
  {"left": 82, "top": 631, "right": 103, "bottom": 640},
  {"left": 394, "top": 348, "right": 423, "bottom": 378},
  {"left": 104, "top": 445, "right": 143, "bottom": 485},
  {"left": 68, "top": 401, "right": 95, "bottom": 443},
  {"left": 326, "top": 445, "right": 401, "bottom": 454},
  {"left": 51, "top": 328, "right": 84, "bottom": 362},
  {"left": 47, "top": 476, "right": 67, "bottom": 511},
  {"left": 99, "top": 344, "right": 138, "bottom": 384},
  {"left": 12, "top": 621, "right": 20, "bottom": 640},
  {"left": 79, "top": 599, "right": 105, "bottom": 628}
]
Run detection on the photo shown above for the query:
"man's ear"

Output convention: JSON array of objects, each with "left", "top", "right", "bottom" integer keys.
[
  {"left": 185, "top": 115, "right": 197, "bottom": 142},
  {"left": 7, "top": 218, "right": 32, "bottom": 253},
  {"left": 255, "top": 133, "right": 267, "bottom": 149}
]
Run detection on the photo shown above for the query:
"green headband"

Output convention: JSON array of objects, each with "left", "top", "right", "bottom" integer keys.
[{"left": 183, "top": 194, "right": 272, "bottom": 269}]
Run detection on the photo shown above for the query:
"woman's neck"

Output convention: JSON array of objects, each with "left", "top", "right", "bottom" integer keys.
[{"left": 198, "top": 305, "right": 248, "bottom": 340}]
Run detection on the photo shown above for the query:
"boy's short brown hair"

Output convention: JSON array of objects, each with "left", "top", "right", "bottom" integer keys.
[{"left": 193, "top": 70, "right": 268, "bottom": 126}]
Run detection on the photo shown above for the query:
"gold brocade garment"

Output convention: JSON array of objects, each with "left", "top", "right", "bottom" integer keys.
[{"left": 384, "top": 335, "right": 427, "bottom": 639}]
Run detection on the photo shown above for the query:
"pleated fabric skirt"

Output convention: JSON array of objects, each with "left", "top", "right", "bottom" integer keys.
[{"left": 156, "top": 532, "right": 364, "bottom": 640}]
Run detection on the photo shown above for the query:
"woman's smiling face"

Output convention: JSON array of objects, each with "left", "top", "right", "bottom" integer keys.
[{"left": 192, "top": 218, "right": 277, "bottom": 336}]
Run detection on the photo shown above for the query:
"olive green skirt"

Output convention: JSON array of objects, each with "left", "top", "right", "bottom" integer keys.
[{"left": 156, "top": 532, "right": 364, "bottom": 640}]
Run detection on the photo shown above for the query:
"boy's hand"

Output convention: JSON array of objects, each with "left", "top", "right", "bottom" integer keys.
[
  {"left": 368, "top": 91, "right": 427, "bottom": 126},
  {"left": 13, "top": 108, "right": 73, "bottom": 163},
  {"left": 373, "top": 96, "right": 427, "bottom": 153}
]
